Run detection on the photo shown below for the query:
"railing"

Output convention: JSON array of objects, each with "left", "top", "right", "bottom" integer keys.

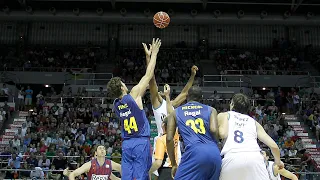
[
  {"left": 73, "top": 73, "right": 113, "bottom": 85},
  {"left": 311, "top": 76, "right": 320, "bottom": 88},
  {"left": 203, "top": 75, "right": 251, "bottom": 87},
  {"left": 1, "top": 67, "right": 92, "bottom": 72},
  {"left": 44, "top": 96, "right": 112, "bottom": 104},
  {"left": 226, "top": 70, "right": 309, "bottom": 75}
]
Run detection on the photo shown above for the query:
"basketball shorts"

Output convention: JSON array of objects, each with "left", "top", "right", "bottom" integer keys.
[
  {"left": 174, "top": 143, "right": 221, "bottom": 180},
  {"left": 122, "top": 137, "right": 152, "bottom": 180},
  {"left": 219, "top": 151, "right": 269, "bottom": 180}
]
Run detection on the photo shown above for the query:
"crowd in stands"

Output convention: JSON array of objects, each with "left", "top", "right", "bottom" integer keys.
[
  {"left": 212, "top": 49, "right": 302, "bottom": 75},
  {"left": 113, "top": 47, "right": 202, "bottom": 84},
  {"left": 209, "top": 37, "right": 306, "bottom": 75},
  {"left": 0, "top": 46, "right": 104, "bottom": 72},
  {"left": 0, "top": 86, "right": 124, "bottom": 179},
  {"left": 0, "top": 82, "right": 319, "bottom": 178}
]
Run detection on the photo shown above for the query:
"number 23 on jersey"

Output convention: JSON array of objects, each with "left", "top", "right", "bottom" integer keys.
[{"left": 124, "top": 117, "right": 138, "bottom": 134}]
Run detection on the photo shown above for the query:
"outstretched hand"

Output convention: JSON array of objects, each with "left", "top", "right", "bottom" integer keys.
[
  {"left": 151, "top": 38, "right": 161, "bottom": 55},
  {"left": 163, "top": 84, "right": 171, "bottom": 97},
  {"left": 191, "top": 65, "right": 199, "bottom": 75},
  {"left": 142, "top": 43, "right": 152, "bottom": 57}
]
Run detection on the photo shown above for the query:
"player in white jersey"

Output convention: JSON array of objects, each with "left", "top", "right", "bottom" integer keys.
[
  {"left": 218, "top": 93, "right": 284, "bottom": 180},
  {"left": 142, "top": 42, "right": 198, "bottom": 178},
  {"left": 261, "top": 149, "right": 298, "bottom": 180}
]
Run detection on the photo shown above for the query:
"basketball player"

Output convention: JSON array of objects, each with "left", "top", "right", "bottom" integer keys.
[
  {"left": 218, "top": 93, "right": 284, "bottom": 180},
  {"left": 261, "top": 149, "right": 298, "bottom": 180},
  {"left": 142, "top": 42, "right": 198, "bottom": 177},
  {"left": 166, "top": 86, "right": 221, "bottom": 179},
  {"left": 148, "top": 85, "right": 180, "bottom": 180},
  {"left": 107, "top": 38, "right": 161, "bottom": 180},
  {"left": 63, "top": 145, "right": 121, "bottom": 180}
]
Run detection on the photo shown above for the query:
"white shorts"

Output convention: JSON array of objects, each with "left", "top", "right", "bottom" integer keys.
[
  {"left": 152, "top": 135, "right": 160, "bottom": 177},
  {"left": 219, "top": 152, "right": 269, "bottom": 180}
]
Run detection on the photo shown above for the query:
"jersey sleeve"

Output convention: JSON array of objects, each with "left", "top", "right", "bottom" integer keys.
[{"left": 154, "top": 136, "right": 166, "bottom": 160}]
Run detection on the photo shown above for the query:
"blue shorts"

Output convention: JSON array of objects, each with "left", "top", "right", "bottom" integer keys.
[
  {"left": 175, "top": 143, "right": 221, "bottom": 180},
  {"left": 122, "top": 137, "right": 152, "bottom": 180}
]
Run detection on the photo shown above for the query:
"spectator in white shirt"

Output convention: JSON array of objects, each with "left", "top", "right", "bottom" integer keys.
[
  {"left": 38, "top": 154, "right": 51, "bottom": 169},
  {"left": 286, "top": 126, "right": 295, "bottom": 138},
  {"left": 21, "top": 123, "right": 28, "bottom": 137},
  {"left": 273, "top": 120, "right": 282, "bottom": 132},
  {"left": 12, "top": 135, "right": 21, "bottom": 151},
  {"left": 288, "top": 148, "right": 297, "bottom": 157},
  {"left": 30, "top": 166, "right": 45, "bottom": 179}
]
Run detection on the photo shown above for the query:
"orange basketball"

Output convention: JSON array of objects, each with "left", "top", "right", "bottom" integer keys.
[{"left": 153, "top": 11, "right": 170, "bottom": 29}]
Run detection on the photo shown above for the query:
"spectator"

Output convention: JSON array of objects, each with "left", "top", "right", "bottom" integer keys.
[
  {"left": 25, "top": 86, "right": 33, "bottom": 109},
  {"left": 52, "top": 152, "right": 68, "bottom": 174},
  {"left": 285, "top": 126, "right": 295, "bottom": 138},
  {"left": 38, "top": 154, "right": 51, "bottom": 169},
  {"left": 26, "top": 153, "right": 38, "bottom": 167},
  {"left": 30, "top": 166, "right": 45, "bottom": 179},
  {"left": 17, "top": 86, "right": 25, "bottom": 111},
  {"left": 7, "top": 153, "right": 22, "bottom": 169}
]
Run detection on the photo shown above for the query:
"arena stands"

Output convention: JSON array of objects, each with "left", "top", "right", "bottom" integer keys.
[{"left": 114, "top": 47, "right": 202, "bottom": 84}]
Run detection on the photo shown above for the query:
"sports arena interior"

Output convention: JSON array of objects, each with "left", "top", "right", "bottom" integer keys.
[{"left": 0, "top": 0, "right": 320, "bottom": 179}]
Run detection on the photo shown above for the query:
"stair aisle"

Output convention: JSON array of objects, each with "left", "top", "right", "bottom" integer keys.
[
  {"left": 285, "top": 115, "right": 320, "bottom": 172},
  {"left": 0, "top": 111, "right": 28, "bottom": 152}
]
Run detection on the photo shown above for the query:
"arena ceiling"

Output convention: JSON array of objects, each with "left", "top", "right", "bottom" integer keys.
[{"left": 1, "top": 0, "right": 319, "bottom": 15}]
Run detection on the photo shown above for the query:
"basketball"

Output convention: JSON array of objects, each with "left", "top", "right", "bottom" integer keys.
[{"left": 153, "top": 11, "right": 170, "bottom": 29}]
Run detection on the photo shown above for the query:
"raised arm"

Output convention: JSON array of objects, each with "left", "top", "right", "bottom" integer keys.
[
  {"left": 143, "top": 43, "right": 163, "bottom": 109},
  {"left": 217, "top": 112, "right": 229, "bottom": 139},
  {"left": 163, "top": 84, "right": 174, "bottom": 114},
  {"left": 130, "top": 38, "right": 161, "bottom": 99},
  {"left": 171, "top": 65, "right": 198, "bottom": 107},
  {"left": 68, "top": 162, "right": 91, "bottom": 180},
  {"left": 256, "top": 122, "right": 284, "bottom": 169},
  {"left": 166, "top": 111, "right": 178, "bottom": 178},
  {"left": 209, "top": 107, "right": 219, "bottom": 140}
]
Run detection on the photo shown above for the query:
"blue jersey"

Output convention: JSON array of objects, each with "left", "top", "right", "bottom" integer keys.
[
  {"left": 175, "top": 101, "right": 218, "bottom": 150},
  {"left": 114, "top": 94, "right": 150, "bottom": 139}
]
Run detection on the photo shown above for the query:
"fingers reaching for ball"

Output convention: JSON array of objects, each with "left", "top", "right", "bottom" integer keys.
[{"left": 151, "top": 38, "right": 161, "bottom": 55}]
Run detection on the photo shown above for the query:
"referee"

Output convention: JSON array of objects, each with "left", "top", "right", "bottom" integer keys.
[{"left": 149, "top": 118, "right": 180, "bottom": 180}]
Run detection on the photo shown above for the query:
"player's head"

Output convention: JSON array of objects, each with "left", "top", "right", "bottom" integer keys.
[
  {"left": 94, "top": 145, "right": 106, "bottom": 157},
  {"left": 187, "top": 86, "right": 203, "bottom": 102},
  {"left": 230, "top": 93, "right": 251, "bottom": 114},
  {"left": 260, "top": 149, "right": 271, "bottom": 161},
  {"left": 106, "top": 77, "right": 128, "bottom": 99}
]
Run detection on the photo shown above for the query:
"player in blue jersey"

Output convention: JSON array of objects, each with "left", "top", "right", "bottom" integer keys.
[
  {"left": 107, "top": 38, "right": 161, "bottom": 180},
  {"left": 166, "top": 86, "right": 221, "bottom": 180}
]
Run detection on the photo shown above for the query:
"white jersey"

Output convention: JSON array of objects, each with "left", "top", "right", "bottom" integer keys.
[
  {"left": 221, "top": 111, "right": 261, "bottom": 156},
  {"left": 267, "top": 161, "right": 281, "bottom": 180},
  {"left": 153, "top": 99, "right": 172, "bottom": 136}
]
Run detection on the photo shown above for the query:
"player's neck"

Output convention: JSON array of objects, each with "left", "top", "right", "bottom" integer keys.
[{"left": 96, "top": 157, "right": 105, "bottom": 166}]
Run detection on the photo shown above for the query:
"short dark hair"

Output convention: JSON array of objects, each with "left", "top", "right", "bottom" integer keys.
[
  {"left": 106, "top": 77, "right": 122, "bottom": 99},
  {"left": 261, "top": 148, "right": 271, "bottom": 157},
  {"left": 231, "top": 93, "right": 251, "bottom": 114},
  {"left": 187, "top": 86, "right": 203, "bottom": 102}
]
